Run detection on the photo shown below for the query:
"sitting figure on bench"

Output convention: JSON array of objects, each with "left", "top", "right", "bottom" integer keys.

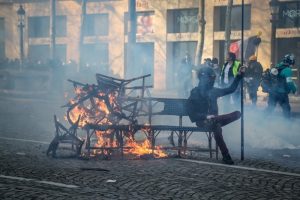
[{"left": 186, "top": 65, "right": 245, "bottom": 164}]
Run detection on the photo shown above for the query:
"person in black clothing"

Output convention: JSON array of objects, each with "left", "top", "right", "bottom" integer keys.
[
  {"left": 187, "top": 65, "right": 245, "bottom": 164},
  {"left": 245, "top": 55, "right": 263, "bottom": 105}
]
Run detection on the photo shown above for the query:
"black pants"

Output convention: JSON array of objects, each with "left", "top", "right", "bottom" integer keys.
[
  {"left": 246, "top": 82, "right": 259, "bottom": 105},
  {"left": 266, "top": 92, "right": 291, "bottom": 118},
  {"left": 196, "top": 111, "right": 241, "bottom": 156}
]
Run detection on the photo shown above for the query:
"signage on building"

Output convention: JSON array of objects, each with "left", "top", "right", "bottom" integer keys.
[
  {"left": 282, "top": 9, "right": 300, "bottom": 19},
  {"left": 278, "top": 1, "right": 300, "bottom": 29},
  {"left": 176, "top": 15, "right": 197, "bottom": 25},
  {"left": 166, "top": 33, "right": 197, "bottom": 41},
  {"left": 175, "top": 33, "right": 193, "bottom": 40},
  {"left": 276, "top": 28, "right": 300, "bottom": 38},
  {"left": 214, "top": 31, "right": 251, "bottom": 40},
  {"left": 214, "top": 0, "right": 250, "bottom": 6},
  {"left": 214, "top": 0, "right": 229, "bottom": 6},
  {"left": 136, "top": 0, "right": 149, "bottom": 9},
  {"left": 137, "top": 12, "right": 154, "bottom": 36}
]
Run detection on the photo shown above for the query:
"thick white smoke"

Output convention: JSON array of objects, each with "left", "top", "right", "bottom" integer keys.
[{"left": 222, "top": 105, "right": 300, "bottom": 152}]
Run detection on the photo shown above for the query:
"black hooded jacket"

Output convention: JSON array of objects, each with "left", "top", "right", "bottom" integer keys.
[{"left": 186, "top": 75, "right": 242, "bottom": 122}]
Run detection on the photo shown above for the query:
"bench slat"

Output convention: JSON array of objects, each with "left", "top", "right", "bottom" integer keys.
[{"left": 85, "top": 124, "right": 210, "bottom": 132}]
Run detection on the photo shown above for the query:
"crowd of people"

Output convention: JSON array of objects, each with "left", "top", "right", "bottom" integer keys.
[
  {"left": 185, "top": 52, "right": 297, "bottom": 165},
  {"left": 179, "top": 52, "right": 297, "bottom": 119}
]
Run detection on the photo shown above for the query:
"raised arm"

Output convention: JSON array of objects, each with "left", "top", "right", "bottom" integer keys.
[
  {"left": 212, "top": 65, "right": 245, "bottom": 98},
  {"left": 212, "top": 75, "right": 242, "bottom": 97}
]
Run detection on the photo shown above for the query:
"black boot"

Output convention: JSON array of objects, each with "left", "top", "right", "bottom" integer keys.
[{"left": 222, "top": 153, "right": 234, "bottom": 165}]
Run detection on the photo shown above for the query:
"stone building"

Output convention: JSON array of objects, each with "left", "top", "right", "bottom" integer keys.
[{"left": 0, "top": 0, "right": 299, "bottom": 92}]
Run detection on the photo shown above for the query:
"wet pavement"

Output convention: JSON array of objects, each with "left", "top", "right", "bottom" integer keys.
[{"left": 0, "top": 95, "right": 300, "bottom": 199}]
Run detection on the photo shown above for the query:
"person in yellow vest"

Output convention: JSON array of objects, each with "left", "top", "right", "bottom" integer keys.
[{"left": 220, "top": 52, "right": 242, "bottom": 110}]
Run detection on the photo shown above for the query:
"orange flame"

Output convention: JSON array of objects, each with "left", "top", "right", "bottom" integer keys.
[
  {"left": 126, "top": 139, "right": 167, "bottom": 158},
  {"left": 65, "top": 83, "right": 167, "bottom": 158}
]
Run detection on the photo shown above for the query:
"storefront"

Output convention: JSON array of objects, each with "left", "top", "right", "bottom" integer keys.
[
  {"left": 276, "top": 1, "right": 300, "bottom": 89},
  {"left": 0, "top": 0, "right": 299, "bottom": 92}
]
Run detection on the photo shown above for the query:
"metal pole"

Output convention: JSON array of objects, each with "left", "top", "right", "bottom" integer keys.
[
  {"left": 17, "top": 5, "right": 25, "bottom": 70},
  {"left": 50, "top": 0, "right": 56, "bottom": 60},
  {"left": 79, "top": 0, "right": 87, "bottom": 72},
  {"left": 19, "top": 22, "right": 24, "bottom": 68},
  {"left": 126, "top": 0, "right": 136, "bottom": 78},
  {"left": 271, "top": 17, "right": 276, "bottom": 65},
  {"left": 128, "top": 0, "right": 136, "bottom": 44},
  {"left": 240, "top": 0, "right": 245, "bottom": 161}
]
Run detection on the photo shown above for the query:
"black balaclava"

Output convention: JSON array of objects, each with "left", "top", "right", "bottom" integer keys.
[{"left": 197, "top": 66, "right": 216, "bottom": 96}]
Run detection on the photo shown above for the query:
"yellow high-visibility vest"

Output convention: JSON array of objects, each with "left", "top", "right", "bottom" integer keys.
[
  {"left": 221, "top": 61, "right": 240, "bottom": 77},
  {"left": 232, "top": 61, "right": 240, "bottom": 77}
]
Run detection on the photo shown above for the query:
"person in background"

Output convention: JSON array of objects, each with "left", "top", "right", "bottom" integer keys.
[
  {"left": 204, "top": 58, "right": 212, "bottom": 67},
  {"left": 263, "top": 54, "right": 297, "bottom": 118},
  {"left": 178, "top": 52, "right": 193, "bottom": 98},
  {"left": 244, "top": 55, "right": 263, "bottom": 105},
  {"left": 220, "top": 52, "right": 242, "bottom": 110},
  {"left": 212, "top": 57, "right": 221, "bottom": 86}
]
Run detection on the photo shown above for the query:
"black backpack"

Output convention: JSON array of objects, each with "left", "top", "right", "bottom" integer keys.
[
  {"left": 186, "top": 87, "right": 209, "bottom": 122},
  {"left": 261, "top": 67, "right": 287, "bottom": 93}
]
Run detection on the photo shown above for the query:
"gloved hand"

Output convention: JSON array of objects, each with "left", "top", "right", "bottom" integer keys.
[
  {"left": 238, "top": 65, "right": 246, "bottom": 76},
  {"left": 206, "top": 115, "right": 215, "bottom": 120},
  {"left": 205, "top": 115, "right": 216, "bottom": 126}
]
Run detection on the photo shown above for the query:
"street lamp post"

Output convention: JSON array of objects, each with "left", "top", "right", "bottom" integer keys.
[
  {"left": 17, "top": 5, "right": 25, "bottom": 69},
  {"left": 269, "top": 0, "right": 279, "bottom": 65}
]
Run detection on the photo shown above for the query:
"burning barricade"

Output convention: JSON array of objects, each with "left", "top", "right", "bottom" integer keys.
[{"left": 47, "top": 73, "right": 167, "bottom": 159}]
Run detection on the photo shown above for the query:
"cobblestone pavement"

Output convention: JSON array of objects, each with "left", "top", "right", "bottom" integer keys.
[
  {"left": 1, "top": 96, "right": 300, "bottom": 199},
  {"left": 0, "top": 139, "right": 300, "bottom": 200}
]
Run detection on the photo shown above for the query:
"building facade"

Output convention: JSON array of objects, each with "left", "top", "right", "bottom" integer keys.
[{"left": 0, "top": 0, "right": 299, "bottom": 91}]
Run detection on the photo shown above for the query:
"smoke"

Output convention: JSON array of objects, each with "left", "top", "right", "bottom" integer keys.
[{"left": 221, "top": 106, "right": 300, "bottom": 152}]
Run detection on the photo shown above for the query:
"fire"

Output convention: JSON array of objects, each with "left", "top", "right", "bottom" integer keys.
[
  {"left": 126, "top": 139, "right": 167, "bottom": 158},
  {"left": 92, "top": 130, "right": 118, "bottom": 155},
  {"left": 64, "top": 77, "right": 167, "bottom": 159}
]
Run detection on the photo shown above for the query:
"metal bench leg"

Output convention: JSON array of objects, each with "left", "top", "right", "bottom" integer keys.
[
  {"left": 208, "top": 132, "right": 212, "bottom": 159},
  {"left": 86, "top": 129, "right": 91, "bottom": 157},
  {"left": 151, "top": 130, "right": 155, "bottom": 155},
  {"left": 183, "top": 131, "right": 187, "bottom": 155},
  {"left": 120, "top": 131, "right": 124, "bottom": 159},
  {"left": 178, "top": 131, "right": 183, "bottom": 157}
]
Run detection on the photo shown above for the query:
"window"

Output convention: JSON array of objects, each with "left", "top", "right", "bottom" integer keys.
[
  {"left": 167, "top": 9, "right": 198, "bottom": 33},
  {"left": 28, "top": 16, "right": 67, "bottom": 38},
  {"left": 166, "top": 41, "right": 196, "bottom": 89},
  {"left": 84, "top": 14, "right": 109, "bottom": 36},
  {"left": 28, "top": 16, "right": 50, "bottom": 38},
  {"left": 0, "top": 18, "right": 5, "bottom": 59},
  {"left": 28, "top": 44, "right": 50, "bottom": 62},
  {"left": 278, "top": 1, "right": 300, "bottom": 28},
  {"left": 28, "top": 44, "right": 66, "bottom": 64},
  {"left": 56, "top": 16, "right": 67, "bottom": 37},
  {"left": 124, "top": 43, "right": 154, "bottom": 85},
  {"left": 56, "top": 44, "right": 67, "bottom": 62},
  {"left": 214, "top": 5, "right": 251, "bottom": 31},
  {"left": 82, "top": 43, "right": 108, "bottom": 66}
]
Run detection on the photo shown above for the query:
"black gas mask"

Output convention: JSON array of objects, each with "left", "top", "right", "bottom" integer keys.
[{"left": 197, "top": 66, "right": 216, "bottom": 95}]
